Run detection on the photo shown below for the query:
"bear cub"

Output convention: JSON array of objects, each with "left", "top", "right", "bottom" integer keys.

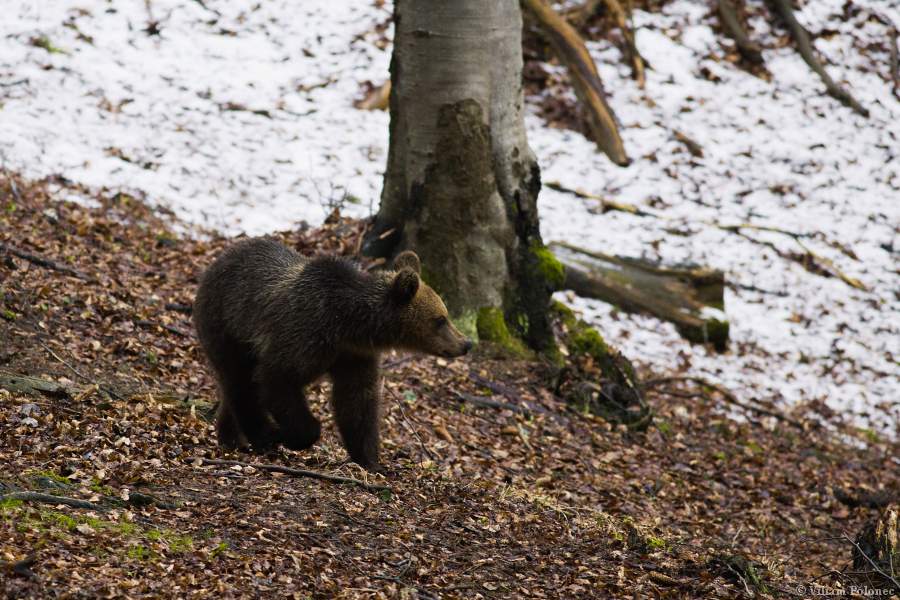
[{"left": 193, "top": 238, "right": 472, "bottom": 471}]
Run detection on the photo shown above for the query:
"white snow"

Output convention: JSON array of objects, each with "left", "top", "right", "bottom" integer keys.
[{"left": 1, "top": 1, "right": 898, "bottom": 432}]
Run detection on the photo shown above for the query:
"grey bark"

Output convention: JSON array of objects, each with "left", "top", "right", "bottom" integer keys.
[{"left": 364, "top": 0, "right": 554, "bottom": 350}]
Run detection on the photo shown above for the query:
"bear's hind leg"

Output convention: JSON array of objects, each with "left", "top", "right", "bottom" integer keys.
[
  {"left": 329, "top": 355, "right": 382, "bottom": 471},
  {"left": 259, "top": 367, "right": 321, "bottom": 451}
]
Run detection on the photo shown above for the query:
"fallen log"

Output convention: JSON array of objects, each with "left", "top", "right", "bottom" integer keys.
[
  {"left": 550, "top": 242, "right": 729, "bottom": 350},
  {"left": 522, "top": 0, "right": 630, "bottom": 165}
]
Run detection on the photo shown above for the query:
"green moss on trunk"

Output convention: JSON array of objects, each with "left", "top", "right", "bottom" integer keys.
[{"left": 476, "top": 307, "right": 532, "bottom": 358}]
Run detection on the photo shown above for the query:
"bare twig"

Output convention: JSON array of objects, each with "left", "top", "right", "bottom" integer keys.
[
  {"left": 545, "top": 182, "right": 867, "bottom": 291},
  {"left": 716, "top": 0, "right": 765, "bottom": 66},
  {"left": 768, "top": 0, "right": 868, "bottom": 117},
  {"left": 843, "top": 532, "right": 900, "bottom": 591},
  {"left": 644, "top": 375, "right": 805, "bottom": 429},
  {"left": 190, "top": 457, "right": 390, "bottom": 492},
  {"left": 453, "top": 391, "right": 532, "bottom": 416},
  {"left": 1, "top": 492, "right": 104, "bottom": 511},
  {"left": 544, "top": 181, "right": 653, "bottom": 216},
  {"left": 0, "top": 242, "right": 93, "bottom": 281},
  {"left": 891, "top": 27, "right": 899, "bottom": 99},
  {"left": 672, "top": 130, "right": 704, "bottom": 158},
  {"left": 0, "top": 79, "right": 28, "bottom": 88},
  {"left": 385, "top": 385, "right": 437, "bottom": 462},
  {"left": 135, "top": 319, "right": 191, "bottom": 338},
  {"left": 190, "top": 0, "right": 221, "bottom": 17}
]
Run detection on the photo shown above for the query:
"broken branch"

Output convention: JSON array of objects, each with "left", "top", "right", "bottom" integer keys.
[
  {"left": 453, "top": 391, "right": 533, "bottom": 416},
  {"left": 190, "top": 457, "right": 390, "bottom": 492},
  {"left": 716, "top": 0, "right": 765, "bottom": 66},
  {"left": 643, "top": 375, "right": 805, "bottom": 429},
  {"left": 768, "top": 0, "right": 868, "bottom": 117},
  {"left": 522, "top": 0, "right": 630, "bottom": 165},
  {"left": 0, "top": 492, "right": 104, "bottom": 511},
  {"left": 0, "top": 242, "right": 93, "bottom": 281}
]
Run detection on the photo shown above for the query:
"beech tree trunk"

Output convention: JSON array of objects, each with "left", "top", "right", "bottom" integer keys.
[{"left": 364, "top": 0, "right": 556, "bottom": 351}]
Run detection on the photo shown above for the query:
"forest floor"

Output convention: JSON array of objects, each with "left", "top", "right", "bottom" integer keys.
[{"left": 1, "top": 173, "right": 898, "bottom": 599}]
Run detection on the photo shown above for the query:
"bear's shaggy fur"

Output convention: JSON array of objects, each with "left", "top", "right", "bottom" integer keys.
[{"left": 193, "top": 238, "right": 471, "bottom": 471}]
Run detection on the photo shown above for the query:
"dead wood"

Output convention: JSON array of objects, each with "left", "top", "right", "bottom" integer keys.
[
  {"left": 135, "top": 319, "right": 191, "bottom": 338},
  {"left": 544, "top": 181, "right": 652, "bottom": 216},
  {"left": 0, "top": 242, "right": 93, "bottom": 281},
  {"left": 546, "top": 182, "right": 866, "bottom": 291},
  {"left": 356, "top": 80, "right": 391, "bottom": 111},
  {"left": 0, "top": 492, "right": 104, "bottom": 511},
  {"left": 190, "top": 457, "right": 390, "bottom": 493},
  {"left": 643, "top": 375, "right": 805, "bottom": 429},
  {"left": 716, "top": 0, "right": 764, "bottom": 65},
  {"left": 2, "top": 554, "right": 38, "bottom": 580},
  {"left": 891, "top": 27, "right": 899, "bottom": 99},
  {"left": 672, "top": 129, "right": 704, "bottom": 158},
  {"left": 522, "top": 0, "right": 630, "bottom": 165},
  {"left": 453, "top": 391, "right": 533, "bottom": 416},
  {"left": 564, "top": 0, "right": 647, "bottom": 87},
  {"left": 551, "top": 242, "right": 729, "bottom": 350},
  {"left": 848, "top": 513, "right": 900, "bottom": 593},
  {"left": 768, "top": 0, "right": 868, "bottom": 117},
  {"left": 0, "top": 371, "right": 73, "bottom": 397},
  {"left": 602, "top": 0, "right": 646, "bottom": 87},
  {"left": 564, "top": 0, "right": 603, "bottom": 26},
  {"left": 833, "top": 487, "right": 894, "bottom": 509}
]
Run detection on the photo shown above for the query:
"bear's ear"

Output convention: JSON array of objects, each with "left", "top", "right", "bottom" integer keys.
[
  {"left": 392, "top": 250, "right": 421, "bottom": 274},
  {"left": 391, "top": 268, "right": 419, "bottom": 305}
]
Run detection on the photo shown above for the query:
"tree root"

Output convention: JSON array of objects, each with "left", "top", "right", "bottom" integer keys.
[
  {"left": 768, "top": 0, "right": 868, "bottom": 117},
  {"left": 190, "top": 457, "right": 390, "bottom": 493}
]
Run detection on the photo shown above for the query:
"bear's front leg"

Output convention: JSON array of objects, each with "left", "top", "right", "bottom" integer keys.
[{"left": 329, "top": 354, "right": 382, "bottom": 471}]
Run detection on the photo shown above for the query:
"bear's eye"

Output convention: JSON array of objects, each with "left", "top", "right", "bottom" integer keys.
[{"left": 434, "top": 316, "right": 448, "bottom": 328}]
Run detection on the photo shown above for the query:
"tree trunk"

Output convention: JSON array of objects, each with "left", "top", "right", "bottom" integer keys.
[{"left": 363, "top": 0, "right": 557, "bottom": 351}]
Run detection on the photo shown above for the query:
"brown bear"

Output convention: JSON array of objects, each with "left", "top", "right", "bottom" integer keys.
[{"left": 192, "top": 238, "right": 471, "bottom": 471}]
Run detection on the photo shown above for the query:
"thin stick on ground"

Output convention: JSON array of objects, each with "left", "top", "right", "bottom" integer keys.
[
  {"left": 716, "top": 0, "right": 764, "bottom": 66},
  {"left": 190, "top": 457, "right": 391, "bottom": 493},
  {"left": 0, "top": 492, "right": 104, "bottom": 511},
  {"left": 843, "top": 532, "right": 900, "bottom": 591},
  {"left": 0, "top": 242, "right": 93, "bottom": 281},
  {"left": 644, "top": 375, "right": 805, "bottom": 429},
  {"left": 891, "top": 27, "right": 899, "bottom": 99},
  {"left": 768, "top": 0, "right": 868, "bottom": 117},
  {"left": 385, "top": 384, "right": 437, "bottom": 462}
]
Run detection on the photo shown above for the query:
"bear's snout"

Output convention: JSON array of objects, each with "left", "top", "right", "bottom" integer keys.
[{"left": 462, "top": 340, "right": 473, "bottom": 355}]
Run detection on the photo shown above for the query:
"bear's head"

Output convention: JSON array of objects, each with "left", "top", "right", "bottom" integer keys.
[{"left": 389, "top": 250, "right": 473, "bottom": 358}]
